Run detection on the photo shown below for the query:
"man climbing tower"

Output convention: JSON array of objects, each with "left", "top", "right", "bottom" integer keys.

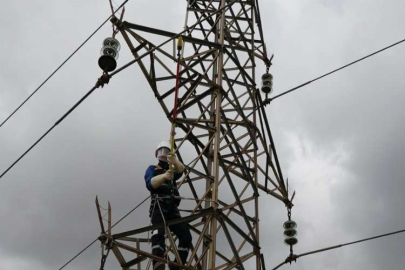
[{"left": 144, "top": 141, "right": 192, "bottom": 270}]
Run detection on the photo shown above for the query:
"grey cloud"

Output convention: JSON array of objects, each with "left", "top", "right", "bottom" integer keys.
[{"left": 1, "top": 0, "right": 405, "bottom": 269}]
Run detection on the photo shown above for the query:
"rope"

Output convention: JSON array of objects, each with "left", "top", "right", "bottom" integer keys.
[{"left": 148, "top": 196, "right": 158, "bottom": 243}]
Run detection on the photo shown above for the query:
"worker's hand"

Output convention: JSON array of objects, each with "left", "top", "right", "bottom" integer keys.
[
  {"left": 167, "top": 153, "right": 185, "bottom": 173},
  {"left": 164, "top": 170, "right": 174, "bottom": 180},
  {"left": 167, "top": 153, "right": 179, "bottom": 165},
  {"left": 151, "top": 171, "right": 174, "bottom": 189}
]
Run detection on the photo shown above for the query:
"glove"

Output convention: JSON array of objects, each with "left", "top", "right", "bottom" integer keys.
[
  {"left": 167, "top": 153, "right": 185, "bottom": 173},
  {"left": 151, "top": 171, "right": 173, "bottom": 189}
]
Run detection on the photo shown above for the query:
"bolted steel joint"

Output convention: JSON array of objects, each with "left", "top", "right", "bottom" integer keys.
[
  {"left": 284, "top": 254, "right": 298, "bottom": 264},
  {"left": 95, "top": 73, "right": 111, "bottom": 88},
  {"left": 98, "top": 234, "right": 108, "bottom": 244}
]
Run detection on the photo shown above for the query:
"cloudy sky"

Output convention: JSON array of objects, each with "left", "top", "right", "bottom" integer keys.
[{"left": 1, "top": 0, "right": 405, "bottom": 269}]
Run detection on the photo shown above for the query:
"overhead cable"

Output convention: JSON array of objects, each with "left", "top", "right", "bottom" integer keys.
[
  {"left": 0, "top": 0, "right": 129, "bottom": 130},
  {"left": 58, "top": 195, "right": 150, "bottom": 270},
  {"left": 264, "top": 37, "right": 405, "bottom": 105},
  {"left": 0, "top": 0, "right": 236, "bottom": 181},
  {"left": 0, "top": 82, "right": 100, "bottom": 180},
  {"left": 272, "top": 228, "right": 405, "bottom": 270}
]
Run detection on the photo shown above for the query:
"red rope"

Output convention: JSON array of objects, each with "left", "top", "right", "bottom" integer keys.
[{"left": 172, "top": 52, "right": 181, "bottom": 123}]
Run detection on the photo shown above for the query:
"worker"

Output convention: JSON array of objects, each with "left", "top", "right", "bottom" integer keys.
[{"left": 144, "top": 141, "right": 192, "bottom": 270}]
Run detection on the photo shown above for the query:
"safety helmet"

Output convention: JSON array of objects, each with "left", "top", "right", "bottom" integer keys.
[{"left": 155, "top": 141, "right": 171, "bottom": 161}]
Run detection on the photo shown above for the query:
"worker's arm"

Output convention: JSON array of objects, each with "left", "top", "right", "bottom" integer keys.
[
  {"left": 145, "top": 166, "right": 173, "bottom": 190},
  {"left": 151, "top": 171, "right": 173, "bottom": 189},
  {"left": 167, "top": 153, "right": 185, "bottom": 173}
]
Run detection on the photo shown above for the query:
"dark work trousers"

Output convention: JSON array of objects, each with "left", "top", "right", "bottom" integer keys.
[{"left": 151, "top": 208, "right": 192, "bottom": 269}]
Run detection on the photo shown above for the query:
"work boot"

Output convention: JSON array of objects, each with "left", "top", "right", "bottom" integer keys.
[{"left": 154, "top": 262, "right": 165, "bottom": 270}]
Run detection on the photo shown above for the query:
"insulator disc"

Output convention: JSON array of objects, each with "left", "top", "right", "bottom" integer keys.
[
  {"left": 284, "top": 237, "right": 298, "bottom": 246},
  {"left": 98, "top": 55, "right": 117, "bottom": 72},
  {"left": 261, "top": 72, "right": 273, "bottom": 94},
  {"left": 100, "top": 46, "right": 119, "bottom": 60},
  {"left": 261, "top": 85, "right": 272, "bottom": 94},
  {"left": 262, "top": 73, "right": 273, "bottom": 80},
  {"left": 284, "top": 228, "right": 297, "bottom": 237},
  {"left": 103, "top": 37, "right": 121, "bottom": 51},
  {"left": 283, "top": 220, "right": 297, "bottom": 229}
]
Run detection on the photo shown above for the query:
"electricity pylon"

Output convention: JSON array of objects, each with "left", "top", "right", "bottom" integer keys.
[{"left": 96, "top": 0, "right": 294, "bottom": 269}]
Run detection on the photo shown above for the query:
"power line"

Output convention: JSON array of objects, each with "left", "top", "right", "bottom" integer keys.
[
  {"left": 0, "top": 1, "right": 236, "bottom": 181},
  {"left": 260, "top": 37, "right": 405, "bottom": 107},
  {"left": 58, "top": 239, "right": 98, "bottom": 270},
  {"left": 58, "top": 195, "right": 150, "bottom": 270},
  {"left": 54, "top": 9, "right": 404, "bottom": 270},
  {"left": 272, "top": 228, "right": 405, "bottom": 270},
  {"left": 0, "top": 83, "right": 99, "bottom": 180},
  {"left": 0, "top": 1, "right": 129, "bottom": 130}
]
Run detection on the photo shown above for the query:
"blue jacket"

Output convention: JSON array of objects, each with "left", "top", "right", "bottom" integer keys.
[
  {"left": 144, "top": 165, "right": 183, "bottom": 192},
  {"left": 144, "top": 165, "right": 183, "bottom": 215}
]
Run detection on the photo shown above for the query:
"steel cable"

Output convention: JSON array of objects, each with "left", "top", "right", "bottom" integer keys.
[
  {"left": 270, "top": 37, "right": 405, "bottom": 101},
  {"left": 0, "top": 84, "right": 99, "bottom": 179},
  {"left": 0, "top": 0, "right": 236, "bottom": 181},
  {"left": 58, "top": 195, "right": 150, "bottom": 270},
  {"left": 271, "top": 228, "right": 405, "bottom": 270},
  {"left": 248, "top": 37, "right": 405, "bottom": 120},
  {"left": 0, "top": 0, "right": 129, "bottom": 130}
]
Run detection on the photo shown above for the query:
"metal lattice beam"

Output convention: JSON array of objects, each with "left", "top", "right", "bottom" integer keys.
[{"left": 96, "top": 1, "right": 294, "bottom": 269}]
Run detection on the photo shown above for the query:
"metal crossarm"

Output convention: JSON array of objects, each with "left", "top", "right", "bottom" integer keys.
[{"left": 96, "top": 1, "right": 292, "bottom": 269}]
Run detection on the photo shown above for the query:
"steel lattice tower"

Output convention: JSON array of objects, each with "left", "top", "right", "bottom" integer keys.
[{"left": 97, "top": 0, "right": 293, "bottom": 269}]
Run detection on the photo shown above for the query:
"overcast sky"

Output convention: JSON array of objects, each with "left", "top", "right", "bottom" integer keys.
[{"left": 1, "top": 0, "right": 405, "bottom": 269}]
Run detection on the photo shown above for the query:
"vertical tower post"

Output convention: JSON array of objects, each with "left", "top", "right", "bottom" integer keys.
[
  {"left": 208, "top": 0, "right": 226, "bottom": 268},
  {"left": 97, "top": 1, "right": 291, "bottom": 269}
]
